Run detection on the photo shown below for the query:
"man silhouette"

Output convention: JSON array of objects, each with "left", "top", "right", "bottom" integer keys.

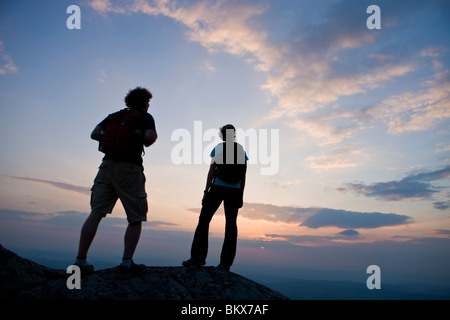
[
  {"left": 183, "top": 124, "right": 248, "bottom": 271},
  {"left": 75, "top": 87, "right": 157, "bottom": 274}
]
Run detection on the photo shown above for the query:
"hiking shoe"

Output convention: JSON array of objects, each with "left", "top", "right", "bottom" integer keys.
[
  {"left": 182, "top": 257, "right": 206, "bottom": 267},
  {"left": 216, "top": 264, "right": 230, "bottom": 272},
  {"left": 74, "top": 262, "right": 94, "bottom": 275},
  {"left": 118, "top": 261, "right": 146, "bottom": 275}
]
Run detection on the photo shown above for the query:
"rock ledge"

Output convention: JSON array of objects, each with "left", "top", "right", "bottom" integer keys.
[{"left": 0, "top": 244, "right": 288, "bottom": 300}]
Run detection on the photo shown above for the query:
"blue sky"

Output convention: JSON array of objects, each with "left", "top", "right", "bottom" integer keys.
[{"left": 1, "top": 0, "right": 450, "bottom": 293}]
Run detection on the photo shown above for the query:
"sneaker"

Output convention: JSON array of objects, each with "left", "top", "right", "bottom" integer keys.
[
  {"left": 216, "top": 264, "right": 230, "bottom": 272},
  {"left": 74, "top": 262, "right": 94, "bottom": 275},
  {"left": 182, "top": 257, "right": 206, "bottom": 267},
  {"left": 118, "top": 261, "right": 146, "bottom": 275}
]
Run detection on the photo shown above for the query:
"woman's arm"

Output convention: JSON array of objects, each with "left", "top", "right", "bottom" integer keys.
[{"left": 205, "top": 161, "right": 216, "bottom": 191}]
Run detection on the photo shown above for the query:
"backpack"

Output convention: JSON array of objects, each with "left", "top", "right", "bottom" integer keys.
[
  {"left": 215, "top": 142, "right": 247, "bottom": 184},
  {"left": 100, "top": 108, "right": 144, "bottom": 156}
]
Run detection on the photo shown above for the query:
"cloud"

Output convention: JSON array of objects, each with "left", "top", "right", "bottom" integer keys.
[
  {"left": 188, "top": 202, "right": 306, "bottom": 224},
  {"left": 273, "top": 229, "right": 360, "bottom": 242},
  {"left": 188, "top": 202, "right": 412, "bottom": 229},
  {"left": 264, "top": 229, "right": 361, "bottom": 246},
  {"left": 98, "top": 0, "right": 280, "bottom": 72},
  {"left": 144, "top": 220, "right": 179, "bottom": 228},
  {"left": 262, "top": 1, "right": 443, "bottom": 147},
  {"left": 261, "top": 1, "right": 449, "bottom": 150},
  {"left": 433, "top": 229, "right": 450, "bottom": 236},
  {"left": 300, "top": 208, "right": 412, "bottom": 229},
  {"left": 435, "top": 144, "right": 450, "bottom": 153},
  {"left": 0, "top": 209, "right": 183, "bottom": 264},
  {"left": 263, "top": 233, "right": 355, "bottom": 247},
  {"left": 0, "top": 41, "right": 18, "bottom": 75},
  {"left": 89, "top": 1, "right": 409, "bottom": 115},
  {"left": 338, "top": 229, "right": 359, "bottom": 237},
  {"left": 263, "top": 177, "right": 303, "bottom": 189},
  {"left": 368, "top": 69, "right": 450, "bottom": 134},
  {"left": 433, "top": 201, "right": 450, "bottom": 211},
  {"left": 0, "top": 209, "right": 178, "bottom": 229},
  {"left": 260, "top": 0, "right": 418, "bottom": 121},
  {"left": 306, "top": 145, "right": 368, "bottom": 169},
  {"left": 88, "top": 0, "right": 450, "bottom": 151},
  {"left": 338, "top": 165, "right": 450, "bottom": 201},
  {"left": 202, "top": 61, "right": 215, "bottom": 73},
  {"left": 7, "top": 176, "right": 91, "bottom": 196},
  {"left": 265, "top": 62, "right": 414, "bottom": 120},
  {"left": 340, "top": 181, "right": 439, "bottom": 201},
  {"left": 99, "top": 70, "right": 108, "bottom": 83},
  {"left": 89, "top": 0, "right": 126, "bottom": 14}
]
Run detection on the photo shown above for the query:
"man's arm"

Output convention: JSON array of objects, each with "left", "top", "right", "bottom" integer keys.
[
  {"left": 144, "top": 129, "right": 158, "bottom": 147},
  {"left": 91, "top": 125, "right": 103, "bottom": 141},
  {"left": 238, "top": 163, "right": 247, "bottom": 209}
]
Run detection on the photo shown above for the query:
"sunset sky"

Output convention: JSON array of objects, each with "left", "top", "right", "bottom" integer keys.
[{"left": 0, "top": 0, "right": 449, "bottom": 289}]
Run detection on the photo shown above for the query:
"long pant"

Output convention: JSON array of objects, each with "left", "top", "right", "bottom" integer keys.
[{"left": 190, "top": 185, "right": 241, "bottom": 267}]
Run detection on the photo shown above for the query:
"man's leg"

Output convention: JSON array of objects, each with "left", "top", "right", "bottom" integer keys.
[
  {"left": 119, "top": 221, "right": 146, "bottom": 274},
  {"left": 77, "top": 212, "right": 103, "bottom": 259},
  {"left": 113, "top": 163, "right": 147, "bottom": 272},
  {"left": 123, "top": 221, "right": 142, "bottom": 260},
  {"left": 81, "top": 160, "right": 116, "bottom": 260}
]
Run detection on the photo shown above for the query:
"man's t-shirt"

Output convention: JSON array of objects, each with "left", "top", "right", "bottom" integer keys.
[
  {"left": 98, "top": 109, "right": 156, "bottom": 166},
  {"left": 211, "top": 142, "right": 248, "bottom": 188}
]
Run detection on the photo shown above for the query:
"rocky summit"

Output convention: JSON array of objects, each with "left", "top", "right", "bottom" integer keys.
[{"left": 0, "top": 244, "right": 288, "bottom": 300}]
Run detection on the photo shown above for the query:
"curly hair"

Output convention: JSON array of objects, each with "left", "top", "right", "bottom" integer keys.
[{"left": 124, "top": 87, "right": 153, "bottom": 109}]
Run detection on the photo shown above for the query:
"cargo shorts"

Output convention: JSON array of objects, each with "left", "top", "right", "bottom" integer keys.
[{"left": 90, "top": 160, "right": 148, "bottom": 223}]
